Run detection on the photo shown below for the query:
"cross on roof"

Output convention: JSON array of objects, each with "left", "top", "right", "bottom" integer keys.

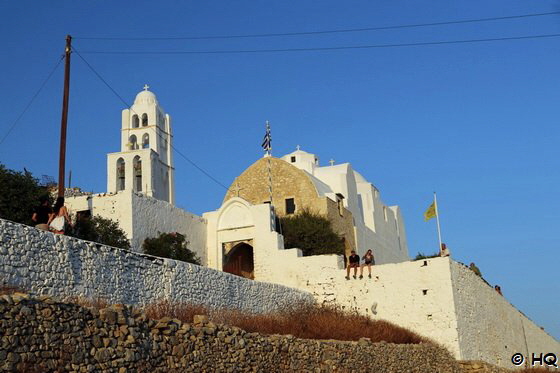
[
  {"left": 232, "top": 181, "right": 244, "bottom": 197},
  {"left": 329, "top": 159, "right": 335, "bottom": 166},
  {"left": 143, "top": 84, "right": 150, "bottom": 91},
  {"left": 296, "top": 145, "right": 301, "bottom": 151}
]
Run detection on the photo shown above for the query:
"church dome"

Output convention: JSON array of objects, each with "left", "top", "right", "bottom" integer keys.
[{"left": 134, "top": 86, "right": 158, "bottom": 105}]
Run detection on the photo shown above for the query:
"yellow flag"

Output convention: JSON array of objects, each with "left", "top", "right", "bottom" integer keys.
[{"left": 424, "top": 202, "right": 436, "bottom": 221}]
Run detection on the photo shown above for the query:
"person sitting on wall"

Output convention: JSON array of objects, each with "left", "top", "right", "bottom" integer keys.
[
  {"left": 48, "top": 197, "right": 72, "bottom": 234},
  {"left": 494, "top": 285, "right": 503, "bottom": 296},
  {"left": 32, "top": 195, "right": 52, "bottom": 231},
  {"left": 439, "top": 243, "right": 450, "bottom": 257},
  {"left": 359, "top": 249, "right": 375, "bottom": 279},
  {"left": 469, "top": 262, "right": 482, "bottom": 277},
  {"left": 345, "top": 250, "right": 360, "bottom": 280}
]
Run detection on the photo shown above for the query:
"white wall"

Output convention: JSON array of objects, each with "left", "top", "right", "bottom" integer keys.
[
  {"left": 0, "top": 218, "right": 313, "bottom": 313},
  {"left": 449, "top": 260, "right": 560, "bottom": 366},
  {"left": 257, "top": 254, "right": 559, "bottom": 367},
  {"left": 130, "top": 193, "right": 207, "bottom": 263},
  {"left": 66, "top": 192, "right": 134, "bottom": 238},
  {"left": 204, "top": 198, "right": 283, "bottom": 275},
  {"left": 65, "top": 192, "right": 208, "bottom": 261},
  {"left": 259, "top": 254, "right": 462, "bottom": 357}
]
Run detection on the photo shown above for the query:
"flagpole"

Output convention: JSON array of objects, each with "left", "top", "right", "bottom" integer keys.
[
  {"left": 264, "top": 121, "right": 273, "bottom": 206},
  {"left": 434, "top": 192, "right": 443, "bottom": 251}
]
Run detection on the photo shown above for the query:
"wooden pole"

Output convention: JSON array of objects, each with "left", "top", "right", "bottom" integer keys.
[{"left": 57, "top": 35, "right": 72, "bottom": 198}]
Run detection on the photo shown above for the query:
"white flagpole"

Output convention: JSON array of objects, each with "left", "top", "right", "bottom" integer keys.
[{"left": 433, "top": 192, "right": 443, "bottom": 251}]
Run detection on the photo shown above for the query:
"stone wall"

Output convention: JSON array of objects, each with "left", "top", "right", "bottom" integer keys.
[
  {"left": 0, "top": 218, "right": 312, "bottom": 313},
  {"left": 450, "top": 260, "right": 560, "bottom": 366},
  {"left": 0, "top": 294, "right": 462, "bottom": 373}
]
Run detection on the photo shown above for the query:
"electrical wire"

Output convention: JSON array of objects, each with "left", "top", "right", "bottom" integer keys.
[
  {"left": 0, "top": 56, "right": 64, "bottom": 147},
  {"left": 72, "top": 46, "right": 232, "bottom": 192},
  {"left": 74, "top": 11, "right": 560, "bottom": 41},
  {"left": 79, "top": 32, "right": 560, "bottom": 55}
]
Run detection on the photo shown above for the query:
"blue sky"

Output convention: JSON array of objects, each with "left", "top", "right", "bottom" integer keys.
[{"left": 1, "top": 1, "right": 558, "bottom": 340}]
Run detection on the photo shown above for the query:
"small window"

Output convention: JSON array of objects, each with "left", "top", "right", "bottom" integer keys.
[
  {"left": 285, "top": 198, "right": 295, "bottom": 214},
  {"left": 290, "top": 156, "right": 296, "bottom": 163},
  {"left": 336, "top": 193, "right": 344, "bottom": 216},
  {"left": 263, "top": 201, "right": 271, "bottom": 205}
]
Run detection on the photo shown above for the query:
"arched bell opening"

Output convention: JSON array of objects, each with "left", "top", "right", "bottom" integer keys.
[
  {"left": 223, "top": 242, "right": 254, "bottom": 280},
  {"left": 132, "top": 114, "right": 139, "bottom": 128},
  {"left": 129, "top": 134, "right": 138, "bottom": 150},
  {"left": 116, "top": 158, "right": 125, "bottom": 191},
  {"left": 142, "top": 133, "right": 149, "bottom": 149},
  {"left": 133, "top": 155, "right": 142, "bottom": 192}
]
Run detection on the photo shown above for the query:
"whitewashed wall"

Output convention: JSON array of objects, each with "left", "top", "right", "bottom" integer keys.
[
  {"left": 260, "top": 254, "right": 462, "bottom": 357},
  {"left": 204, "top": 198, "right": 284, "bottom": 275},
  {"left": 130, "top": 193, "right": 207, "bottom": 263},
  {"left": 258, "top": 254, "right": 559, "bottom": 367},
  {"left": 449, "top": 260, "right": 560, "bottom": 366},
  {"left": 65, "top": 192, "right": 208, "bottom": 262},
  {"left": 0, "top": 219, "right": 313, "bottom": 313}
]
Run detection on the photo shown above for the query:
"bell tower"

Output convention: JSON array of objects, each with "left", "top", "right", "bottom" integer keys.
[{"left": 107, "top": 85, "right": 175, "bottom": 204}]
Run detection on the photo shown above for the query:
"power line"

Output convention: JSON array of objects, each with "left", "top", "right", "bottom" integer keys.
[
  {"left": 72, "top": 46, "right": 232, "bottom": 192},
  {"left": 78, "top": 32, "right": 560, "bottom": 55},
  {"left": 75, "top": 11, "right": 560, "bottom": 41},
  {"left": 0, "top": 56, "right": 64, "bottom": 147}
]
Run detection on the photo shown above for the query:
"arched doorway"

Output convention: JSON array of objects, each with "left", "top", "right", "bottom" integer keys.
[{"left": 223, "top": 242, "right": 254, "bottom": 279}]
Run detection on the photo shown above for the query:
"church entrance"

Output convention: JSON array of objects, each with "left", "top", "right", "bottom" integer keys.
[{"left": 223, "top": 242, "right": 254, "bottom": 280}]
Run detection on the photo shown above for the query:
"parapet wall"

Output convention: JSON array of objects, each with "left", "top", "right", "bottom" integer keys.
[
  {"left": 450, "top": 260, "right": 560, "bottom": 365},
  {"left": 259, "top": 254, "right": 560, "bottom": 368},
  {"left": 0, "top": 294, "right": 462, "bottom": 373},
  {"left": 0, "top": 218, "right": 312, "bottom": 313}
]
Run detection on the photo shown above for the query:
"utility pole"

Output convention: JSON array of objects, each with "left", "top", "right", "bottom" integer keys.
[{"left": 57, "top": 35, "right": 72, "bottom": 198}]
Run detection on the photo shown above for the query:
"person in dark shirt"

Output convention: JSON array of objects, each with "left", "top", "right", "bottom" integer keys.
[
  {"left": 32, "top": 196, "right": 52, "bottom": 231},
  {"left": 359, "top": 249, "right": 375, "bottom": 279},
  {"left": 345, "top": 250, "right": 360, "bottom": 280}
]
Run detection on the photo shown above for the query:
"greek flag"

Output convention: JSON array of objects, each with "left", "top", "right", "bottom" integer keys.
[{"left": 261, "top": 121, "right": 271, "bottom": 151}]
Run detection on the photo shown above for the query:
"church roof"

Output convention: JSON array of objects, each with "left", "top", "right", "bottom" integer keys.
[
  {"left": 303, "top": 171, "right": 333, "bottom": 196},
  {"left": 134, "top": 86, "right": 158, "bottom": 105},
  {"left": 285, "top": 149, "right": 313, "bottom": 156}
]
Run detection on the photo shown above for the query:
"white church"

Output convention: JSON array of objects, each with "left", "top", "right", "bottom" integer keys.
[{"left": 65, "top": 86, "right": 559, "bottom": 367}]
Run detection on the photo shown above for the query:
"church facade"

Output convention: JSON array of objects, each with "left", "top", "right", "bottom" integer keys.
[
  {"left": 63, "top": 87, "right": 559, "bottom": 366},
  {"left": 222, "top": 148, "right": 409, "bottom": 265},
  {"left": 66, "top": 86, "right": 407, "bottom": 272}
]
